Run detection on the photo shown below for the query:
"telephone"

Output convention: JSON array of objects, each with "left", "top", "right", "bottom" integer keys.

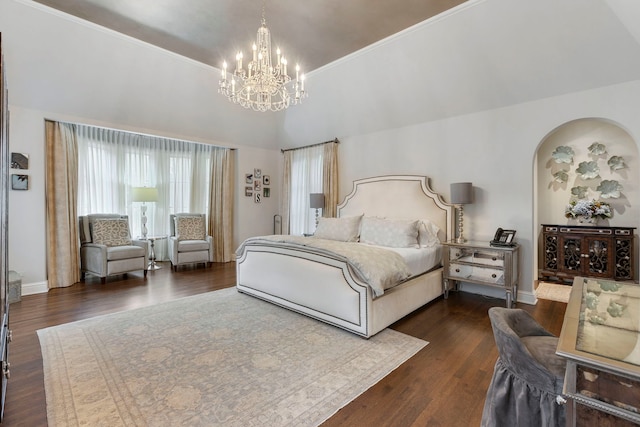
[{"left": 490, "top": 228, "right": 517, "bottom": 247}]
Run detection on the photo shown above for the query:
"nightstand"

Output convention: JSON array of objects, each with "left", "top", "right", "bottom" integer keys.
[{"left": 442, "top": 240, "right": 520, "bottom": 308}]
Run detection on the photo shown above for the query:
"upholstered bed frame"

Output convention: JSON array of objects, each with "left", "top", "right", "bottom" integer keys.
[{"left": 236, "top": 175, "right": 454, "bottom": 338}]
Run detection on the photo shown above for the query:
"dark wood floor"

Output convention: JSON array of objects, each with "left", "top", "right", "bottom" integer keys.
[{"left": 2, "top": 262, "right": 567, "bottom": 426}]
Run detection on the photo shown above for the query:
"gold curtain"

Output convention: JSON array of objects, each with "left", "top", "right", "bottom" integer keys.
[
  {"left": 208, "top": 148, "right": 235, "bottom": 262},
  {"left": 322, "top": 141, "right": 339, "bottom": 218},
  {"left": 280, "top": 151, "right": 293, "bottom": 234},
  {"left": 45, "top": 120, "right": 80, "bottom": 288}
]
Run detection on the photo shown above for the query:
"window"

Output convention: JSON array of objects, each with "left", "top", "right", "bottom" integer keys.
[
  {"left": 288, "top": 144, "right": 324, "bottom": 235},
  {"left": 77, "top": 125, "right": 216, "bottom": 239}
]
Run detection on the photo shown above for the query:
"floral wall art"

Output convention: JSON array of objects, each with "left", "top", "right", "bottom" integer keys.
[
  {"left": 539, "top": 118, "right": 638, "bottom": 228},
  {"left": 551, "top": 142, "right": 625, "bottom": 223}
]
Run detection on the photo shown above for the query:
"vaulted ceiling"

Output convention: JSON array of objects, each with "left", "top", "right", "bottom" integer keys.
[
  {"left": 31, "top": 0, "right": 468, "bottom": 72},
  {"left": 5, "top": 0, "right": 640, "bottom": 149}
]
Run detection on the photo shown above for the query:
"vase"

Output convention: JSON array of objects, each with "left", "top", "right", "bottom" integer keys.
[{"left": 578, "top": 216, "right": 596, "bottom": 225}]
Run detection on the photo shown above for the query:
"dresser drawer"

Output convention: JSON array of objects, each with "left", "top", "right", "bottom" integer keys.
[
  {"left": 449, "top": 247, "right": 505, "bottom": 267},
  {"left": 449, "top": 263, "right": 504, "bottom": 285}
]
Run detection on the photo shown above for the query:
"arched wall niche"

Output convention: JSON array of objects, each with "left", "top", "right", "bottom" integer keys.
[{"left": 534, "top": 117, "right": 640, "bottom": 281}]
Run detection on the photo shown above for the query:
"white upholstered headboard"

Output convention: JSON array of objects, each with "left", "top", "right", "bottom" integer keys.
[{"left": 337, "top": 175, "right": 453, "bottom": 242}]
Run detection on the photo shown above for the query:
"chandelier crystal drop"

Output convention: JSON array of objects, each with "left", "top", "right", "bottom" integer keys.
[{"left": 218, "top": 8, "right": 307, "bottom": 112}]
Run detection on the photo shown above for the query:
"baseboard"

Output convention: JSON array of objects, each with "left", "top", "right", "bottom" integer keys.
[{"left": 21, "top": 280, "right": 49, "bottom": 295}]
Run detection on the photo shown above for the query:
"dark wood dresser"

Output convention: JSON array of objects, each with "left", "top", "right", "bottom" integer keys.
[{"left": 539, "top": 224, "right": 636, "bottom": 284}]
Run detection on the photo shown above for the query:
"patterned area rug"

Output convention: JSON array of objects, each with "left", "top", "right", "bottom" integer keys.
[
  {"left": 535, "top": 281, "right": 572, "bottom": 303},
  {"left": 38, "top": 287, "right": 427, "bottom": 426}
]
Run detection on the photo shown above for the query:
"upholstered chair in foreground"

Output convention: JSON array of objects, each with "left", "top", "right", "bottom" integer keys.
[
  {"left": 168, "top": 213, "right": 213, "bottom": 271},
  {"left": 79, "top": 214, "right": 148, "bottom": 283},
  {"left": 481, "top": 307, "right": 566, "bottom": 427}
]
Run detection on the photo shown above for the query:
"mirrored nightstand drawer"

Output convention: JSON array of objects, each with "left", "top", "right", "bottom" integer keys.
[
  {"left": 449, "top": 263, "right": 505, "bottom": 285},
  {"left": 449, "top": 247, "right": 505, "bottom": 267}
]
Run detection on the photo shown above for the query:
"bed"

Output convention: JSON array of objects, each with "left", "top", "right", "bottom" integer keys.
[{"left": 236, "top": 175, "right": 454, "bottom": 338}]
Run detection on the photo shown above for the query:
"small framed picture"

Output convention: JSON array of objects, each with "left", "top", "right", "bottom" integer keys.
[
  {"left": 254, "top": 192, "right": 261, "bottom": 203},
  {"left": 10, "top": 152, "right": 29, "bottom": 170},
  {"left": 245, "top": 173, "right": 253, "bottom": 184},
  {"left": 11, "top": 174, "right": 28, "bottom": 190},
  {"left": 254, "top": 180, "right": 261, "bottom": 191},
  {"left": 245, "top": 186, "right": 253, "bottom": 197},
  {"left": 263, "top": 188, "right": 270, "bottom": 198},
  {"left": 263, "top": 175, "right": 270, "bottom": 186},
  {"left": 254, "top": 168, "right": 262, "bottom": 179}
]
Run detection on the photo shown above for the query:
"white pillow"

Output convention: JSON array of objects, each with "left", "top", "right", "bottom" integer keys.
[
  {"left": 360, "top": 217, "right": 419, "bottom": 248},
  {"left": 418, "top": 219, "right": 441, "bottom": 247},
  {"left": 313, "top": 215, "right": 362, "bottom": 242}
]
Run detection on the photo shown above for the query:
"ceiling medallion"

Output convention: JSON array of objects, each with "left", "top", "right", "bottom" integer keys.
[{"left": 218, "top": 5, "right": 307, "bottom": 112}]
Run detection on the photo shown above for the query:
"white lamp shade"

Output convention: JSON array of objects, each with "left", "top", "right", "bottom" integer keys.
[
  {"left": 132, "top": 187, "right": 158, "bottom": 202},
  {"left": 450, "top": 182, "right": 473, "bottom": 205},
  {"left": 309, "top": 193, "right": 325, "bottom": 209}
]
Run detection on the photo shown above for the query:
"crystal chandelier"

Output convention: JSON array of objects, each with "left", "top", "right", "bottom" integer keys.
[{"left": 218, "top": 6, "right": 307, "bottom": 112}]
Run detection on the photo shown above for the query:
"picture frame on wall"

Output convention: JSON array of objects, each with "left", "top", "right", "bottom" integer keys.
[
  {"left": 254, "top": 180, "right": 261, "bottom": 191},
  {"left": 254, "top": 168, "right": 262, "bottom": 179},
  {"left": 254, "top": 192, "right": 261, "bottom": 203},
  {"left": 245, "top": 186, "right": 253, "bottom": 197},
  {"left": 10, "top": 152, "right": 28, "bottom": 170},
  {"left": 245, "top": 173, "right": 253, "bottom": 184},
  {"left": 11, "top": 174, "right": 28, "bottom": 190},
  {"left": 263, "top": 175, "right": 270, "bottom": 185},
  {"left": 264, "top": 188, "right": 270, "bottom": 198}
]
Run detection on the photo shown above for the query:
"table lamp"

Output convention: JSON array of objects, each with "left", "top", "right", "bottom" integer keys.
[
  {"left": 309, "top": 193, "right": 325, "bottom": 228},
  {"left": 132, "top": 187, "right": 158, "bottom": 239},
  {"left": 450, "top": 182, "right": 473, "bottom": 243}
]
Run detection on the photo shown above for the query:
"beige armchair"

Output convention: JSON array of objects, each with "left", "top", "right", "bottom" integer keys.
[
  {"left": 168, "top": 213, "right": 213, "bottom": 271},
  {"left": 79, "top": 214, "right": 148, "bottom": 283}
]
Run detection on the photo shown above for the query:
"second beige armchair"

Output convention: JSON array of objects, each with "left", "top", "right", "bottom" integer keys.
[{"left": 168, "top": 213, "right": 214, "bottom": 271}]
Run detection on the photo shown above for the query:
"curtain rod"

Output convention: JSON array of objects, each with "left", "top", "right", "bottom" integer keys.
[
  {"left": 280, "top": 138, "right": 339, "bottom": 153},
  {"left": 45, "top": 118, "right": 236, "bottom": 150}
]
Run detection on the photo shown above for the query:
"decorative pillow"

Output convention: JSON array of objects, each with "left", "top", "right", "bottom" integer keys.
[
  {"left": 91, "top": 219, "right": 132, "bottom": 247},
  {"left": 175, "top": 216, "right": 206, "bottom": 241},
  {"left": 313, "top": 215, "right": 362, "bottom": 242},
  {"left": 360, "top": 217, "right": 420, "bottom": 248},
  {"left": 418, "top": 219, "right": 441, "bottom": 247}
]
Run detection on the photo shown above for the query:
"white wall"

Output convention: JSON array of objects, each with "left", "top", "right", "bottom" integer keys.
[
  {"left": 275, "top": 0, "right": 640, "bottom": 303},
  {"left": 292, "top": 81, "right": 640, "bottom": 304},
  {"left": 1, "top": 0, "right": 281, "bottom": 150},
  {"left": 1, "top": 0, "right": 282, "bottom": 292},
  {"left": 280, "top": 0, "right": 640, "bottom": 148}
]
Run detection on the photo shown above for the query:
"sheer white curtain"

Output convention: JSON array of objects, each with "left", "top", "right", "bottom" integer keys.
[
  {"left": 288, "top": 144, "right": 324, "bottom": 235},
  {"left": 77, "top": 125, "right": 217, "bottom": 260}
]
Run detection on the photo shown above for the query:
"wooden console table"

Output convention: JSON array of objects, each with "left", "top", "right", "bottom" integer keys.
[
  {"left": 557, "top": 277, "right": 640, "bottom": 426},
  {"left": 539, "top": 224, "right": 635, "bottom": 284}
]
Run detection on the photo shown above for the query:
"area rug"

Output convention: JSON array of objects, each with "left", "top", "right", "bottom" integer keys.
[
  {"left": 38, "top": 287, "right": 427, "bottom": 426},
  {"left": 535, "top": 281, "right": 572, "bottom": 303}
]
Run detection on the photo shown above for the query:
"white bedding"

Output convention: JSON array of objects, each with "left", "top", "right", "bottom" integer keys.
[
  {"left": 238, "top": 235, "right": 416, "bottom": 297},
  {"left": 374, "top": 244, "right": 442, "bottom": 278},
  {"left": 237, "top": 236, "right": 443, "bottom": 297}
]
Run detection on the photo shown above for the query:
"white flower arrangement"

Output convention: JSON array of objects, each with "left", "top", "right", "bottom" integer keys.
[{"left": 565, "top": 199, "right": 612, "bottom": 221}]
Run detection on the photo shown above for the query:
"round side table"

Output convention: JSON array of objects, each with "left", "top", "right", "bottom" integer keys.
[{"left": 143, "top": 235, "right": 167, "bottom": 270}]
